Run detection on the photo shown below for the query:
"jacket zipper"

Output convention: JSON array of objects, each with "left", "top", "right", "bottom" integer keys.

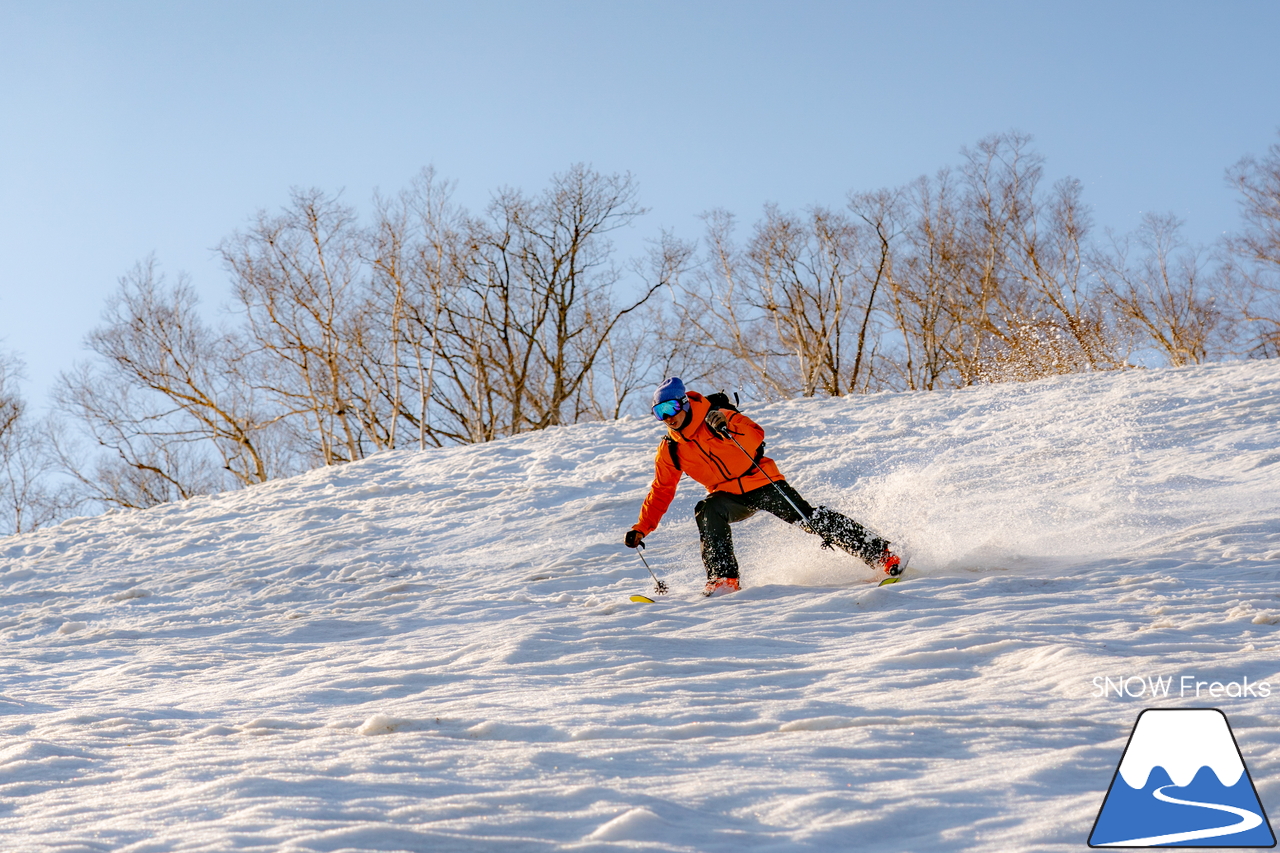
[{"left": 688, "top": 432, "right": 741, "bottom": 482}]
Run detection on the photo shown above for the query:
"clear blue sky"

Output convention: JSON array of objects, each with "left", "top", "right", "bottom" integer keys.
[{"left": 2, "top": 0, "right": 1278, "bottom": 407}]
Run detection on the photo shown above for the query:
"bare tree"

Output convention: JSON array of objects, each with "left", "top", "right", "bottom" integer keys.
[
  {"left": 222, "top": 189, "right": 378, "bottom": 465},
  {"left": 365, "top": 167, "right": 468, "bottom": 447},
  {"left": 846, "top": 188, "right": 905, "bottom": 393},
  {"left": 744, "top": 204, "right": 861, "bottom": 396},
  {"left": 884, "top": 171, "right": 967, "bottom": 391},
  {"left": 896, "top": 132, "right": 1123, "bottom": 383},
  {"left": 0, "top": 353, "right": 79, "bottom": 534},
  {"left": 662, "top": 210, "right": 768, "bottom": 396},
  {"left": 363, "top": 169, "right": 500, "bottom": 446},
  {"left": 54, "top": 139, "right": 1228, "bottom": 525},
  {"left": 981, "top": 174, "right": 1124, "bottom": 381},
  {"left": 1226, "top": 133, "right": 1280, "bottom": 357},
  {"left": 53, "top": 260, "right": 282, "bottom": 509},
  {"left": 450, "top": 165, "right": 666, "bottom": 434},
  {"left": 0, "top": 352, "right": 21, "bottom": 454},
  {"left": 1094, "top": 213, "right": 1229, "bottom": 366},
  {"left": 362, "top": 165, "right": 677, "bottom": 441},
  {"left": 947, "top": 132, "right": 1038, "bottom": 380},
  {"left": 583, "top": 231, "right": 697, "bottom": 419},
  {"left": 54, "top": 363, "right": 223, "bottom": 510},
  {"left": 668, "top": 204, "right": 875, "bottom": 400}
]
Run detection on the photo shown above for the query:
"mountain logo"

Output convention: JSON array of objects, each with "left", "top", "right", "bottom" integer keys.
[{"left": 1089, "top": 708, "right": 1275, "bottom": 848}]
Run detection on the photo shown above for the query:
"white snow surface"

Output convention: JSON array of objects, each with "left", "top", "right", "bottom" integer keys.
[{"left": 4, "top": 361, "right": 1280, "bottom": 852}]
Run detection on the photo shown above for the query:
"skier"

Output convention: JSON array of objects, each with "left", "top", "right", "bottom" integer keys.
[{"left": 625, "top": 377, "right": 902, "bottom": 596}]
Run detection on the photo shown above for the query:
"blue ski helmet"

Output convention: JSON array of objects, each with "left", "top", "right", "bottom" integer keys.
[{"left": 652, "top": 377, "right": 686, "bottom": 408}]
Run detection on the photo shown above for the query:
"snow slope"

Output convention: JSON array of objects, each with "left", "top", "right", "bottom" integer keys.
[{"left": 3, "top": 360, "right": 1280, "bottom": 852}]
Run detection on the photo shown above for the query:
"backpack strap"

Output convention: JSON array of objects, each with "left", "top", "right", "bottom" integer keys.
[
  {"left": 705, "top": 390, "right": 740, "bottom": 413},
  {"left": 663, "top": 391, "right": 759, "bottom": 473}
]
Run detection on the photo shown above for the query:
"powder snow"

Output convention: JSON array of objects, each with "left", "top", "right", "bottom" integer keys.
[{"left": 2, "top": 361, "right": 1280, "bottom": 852}]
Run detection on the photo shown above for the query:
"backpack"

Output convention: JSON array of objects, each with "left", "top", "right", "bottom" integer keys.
[{"left": 663, "top": 390, "right": 765, "bottom": 471}]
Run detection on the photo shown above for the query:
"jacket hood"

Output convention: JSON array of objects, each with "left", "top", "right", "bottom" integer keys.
[{"left": 668, "top": 391, "right": 711, "bottom": 442}]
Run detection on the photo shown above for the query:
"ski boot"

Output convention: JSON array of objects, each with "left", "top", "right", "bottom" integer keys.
[
  {"left": 702, "top": 577, "right": 741, "bottom": 597},
  {"left": 877, "top": 548, "right": 903, "bottom": 577}
]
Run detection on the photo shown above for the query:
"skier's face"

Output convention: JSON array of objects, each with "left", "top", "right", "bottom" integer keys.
[
  {"left": 661, "top": 407, "right": 690, "bottom": 429},
  {"left": 653, "top": 395, "right": 691, "bottom": 429}
]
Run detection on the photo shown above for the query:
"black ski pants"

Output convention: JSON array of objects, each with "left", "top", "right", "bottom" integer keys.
[{"left": 694, "top": 481, "right": 889, "bottom": 580}]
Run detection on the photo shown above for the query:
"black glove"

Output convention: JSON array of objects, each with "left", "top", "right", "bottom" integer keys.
[
  {"left": 625, "top": 529, "right": 645, "bottom": 548},
  {"left": 705, "top": 409, "right": 729, "bottom": 436}
]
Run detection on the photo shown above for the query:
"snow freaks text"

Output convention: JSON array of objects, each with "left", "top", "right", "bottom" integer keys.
[{"left": 1092, "top": 675, "right": 1273, "bottom": 700}]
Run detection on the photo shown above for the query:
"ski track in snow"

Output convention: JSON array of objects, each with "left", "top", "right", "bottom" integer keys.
[{"left": 2, "top": 361, "right": 1280, "bottom": 851}]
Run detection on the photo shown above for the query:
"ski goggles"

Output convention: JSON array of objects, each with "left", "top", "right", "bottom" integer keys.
[{"left": 652, "top": 396, "right": 688, "bottom": 421}]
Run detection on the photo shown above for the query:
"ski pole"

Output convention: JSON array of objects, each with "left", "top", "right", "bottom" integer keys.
[
  {"left": 635, "top": 541, "right": 669, "bottom": 595},
  {"left": 715, "top": 425, "right": 814, "bottom": 531}
]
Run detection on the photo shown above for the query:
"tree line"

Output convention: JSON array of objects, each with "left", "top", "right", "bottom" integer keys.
[{"left": 3, "top": 131, "right": 1279, "bottom": 534}]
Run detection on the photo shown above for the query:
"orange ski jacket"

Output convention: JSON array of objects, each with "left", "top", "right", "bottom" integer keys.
[{"left": 632, "top": 391, "right": 785, "bottom": 536}]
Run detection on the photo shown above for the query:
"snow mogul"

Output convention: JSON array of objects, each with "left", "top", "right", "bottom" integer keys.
[{"left": 625, "top": 377, "right": 902, "bottom": 596}]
